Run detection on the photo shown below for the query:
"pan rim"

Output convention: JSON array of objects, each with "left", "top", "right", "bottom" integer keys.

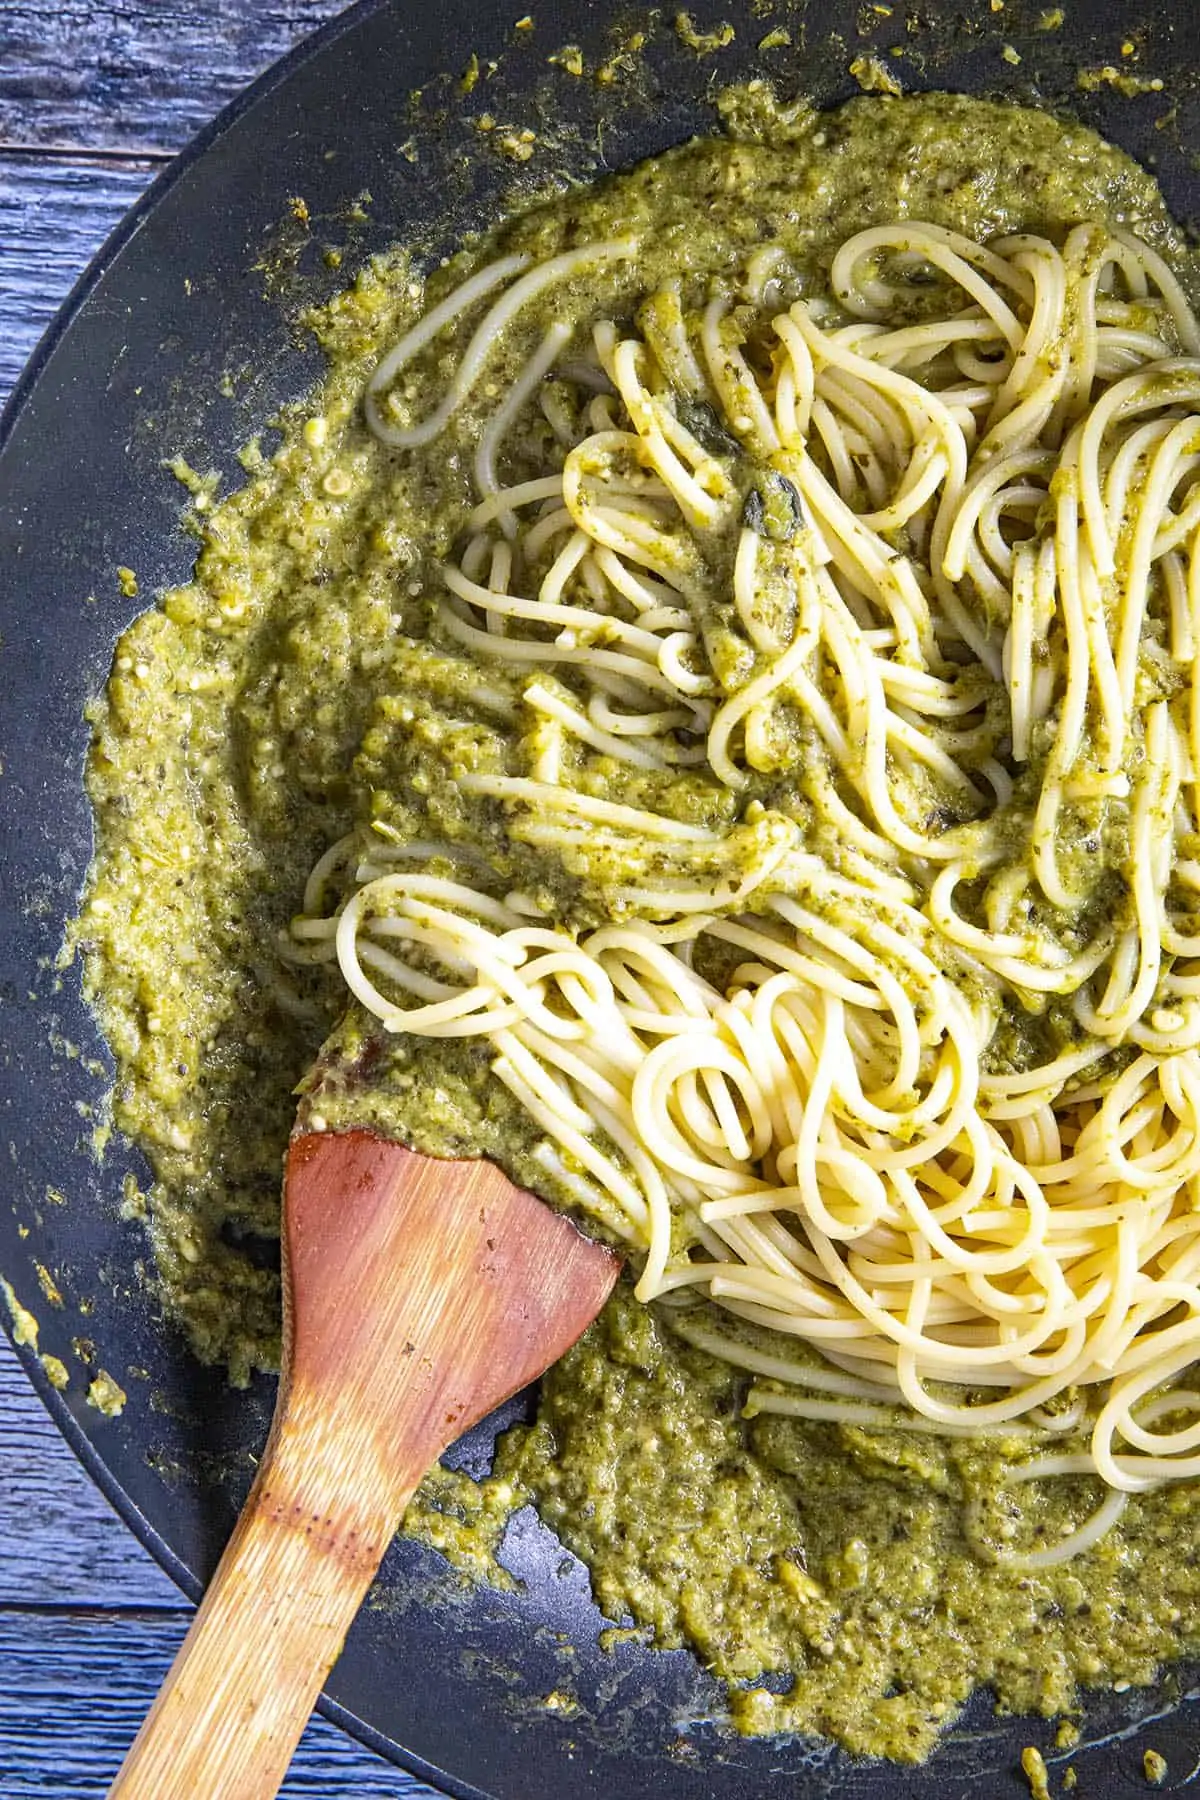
[{"left": 0, "top": 3, "right": 489, "bottom": 1790}]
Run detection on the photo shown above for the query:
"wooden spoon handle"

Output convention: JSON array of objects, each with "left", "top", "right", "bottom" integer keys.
[
  {"left": 107, "top": 1130, "right": 619, "bottom": 1800},
  {"left": 107, "top": 1398, "right": 420, "bottom": 1799}
]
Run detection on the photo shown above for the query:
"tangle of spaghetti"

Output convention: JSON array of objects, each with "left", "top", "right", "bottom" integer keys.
[{"left": 289, "top": 218, "right": 1200, "bottom": 1548}]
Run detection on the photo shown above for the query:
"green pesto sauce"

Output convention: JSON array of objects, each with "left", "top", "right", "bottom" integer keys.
[{"left": 76, "top": 92, "right": 1200, "bottom": 1762}]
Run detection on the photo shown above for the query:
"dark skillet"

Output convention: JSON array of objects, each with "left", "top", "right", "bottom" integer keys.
[{"left": 3, "top": 2, "right": 1200, "bottom": 1794}]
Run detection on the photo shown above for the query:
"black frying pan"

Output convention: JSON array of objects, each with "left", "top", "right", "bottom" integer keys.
[{"left": 3, "top": 2, "right": 1200, "bottom": 1794}]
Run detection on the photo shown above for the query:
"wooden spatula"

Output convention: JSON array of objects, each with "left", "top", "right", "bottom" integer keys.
[{"left": 107, "top": 1126, "right": 620, "bottom": 1799}]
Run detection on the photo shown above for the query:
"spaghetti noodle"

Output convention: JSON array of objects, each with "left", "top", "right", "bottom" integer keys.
[{"left": 290, "top": 217, "right": 1200, "bottom": 1519}]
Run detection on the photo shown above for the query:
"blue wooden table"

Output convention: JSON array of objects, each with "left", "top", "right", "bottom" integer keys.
[{"left": 0, "top": 5, "right": 444, "bottom": 1791}]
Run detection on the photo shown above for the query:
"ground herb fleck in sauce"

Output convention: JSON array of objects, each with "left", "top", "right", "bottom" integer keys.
[{"left": 76, "top": 92, "right": 1200, "bottom": 1761}]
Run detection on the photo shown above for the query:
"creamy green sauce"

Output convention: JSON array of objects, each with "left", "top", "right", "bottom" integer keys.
[{"left": 77, "top": 92, "right": 1200, "bottom": 1762}]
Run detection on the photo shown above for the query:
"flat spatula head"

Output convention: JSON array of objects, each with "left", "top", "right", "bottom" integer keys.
[{"left": 282, "top": 1127, "right": 622, "bottom": 1456}]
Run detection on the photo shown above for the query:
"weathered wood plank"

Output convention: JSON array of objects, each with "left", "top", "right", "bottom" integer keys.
[
  {"left": 0, "top": 2, "right": 348, "bottom": 154},
  {"left": 0, "top": 1344, "right": 446, "bottom": 1794},
  {"left": 0, "top": 5, "right": 452, "bottom": 1793},
  {"left": 0, "top": 1612, "right": 444, "bottom": 1796},
  {"left": 0, "top": 1333, "right": 181, "bottom": 1608},
  {"left": 0, "top": 153, "right": 156, "bottom": 407}
]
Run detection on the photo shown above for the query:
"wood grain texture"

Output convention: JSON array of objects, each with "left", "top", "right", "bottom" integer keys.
[
  {"left": 110, "top": 1134, "right": 617, "bottom": 1799},
  {"left": 0, "top": 154, "right": 157, "bottom": 405},
  {"left": 0, "top": 1342, "right": 446, "bottom": 1796},
  {"left": 0, "top": 6, "right": 453, "bottom": 1787},
  {"left": 0, "top": 1612, "right": 441, "bottom": 1797},
  {"left": 0, "top": 1333, "right": 179, "bottom": 1609},
  {"left": 0, "top": 2, "right": 350, "bottom": 154}
]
